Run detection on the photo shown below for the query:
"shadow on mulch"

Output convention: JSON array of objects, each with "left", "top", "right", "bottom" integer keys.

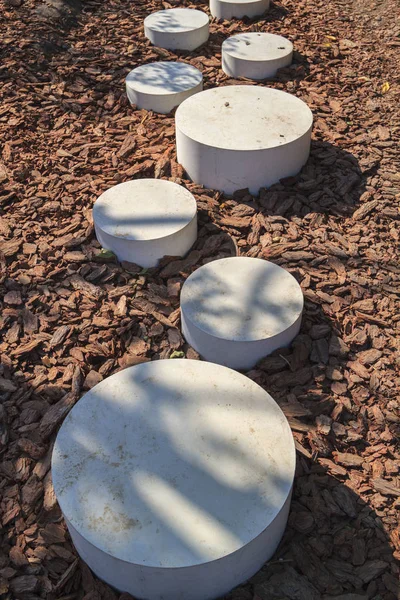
[
  {"left": 204, "top": 30, "right": 229, "bottom": 49},
  {"left": 242, "top": 463, "right": 400, "bottom": 600},
  {"left": 34, "top": 0, "right": 83, "bottom": 26},
  {"left": 274, "top": 51, "right": 311, "bottom": 82},
  {"left": 2, "top": 0, "right": 101, "bottom": 64},
  {"left": 240, "top": 1, "right": 289, "bottom": 25},
  {"left": 249, "top": 140, "right": 368, "bottom": 219}
]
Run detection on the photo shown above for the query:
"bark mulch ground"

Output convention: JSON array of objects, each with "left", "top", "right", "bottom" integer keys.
[{"left": 0, "top": 0, "right": 399, "bottom": 597}]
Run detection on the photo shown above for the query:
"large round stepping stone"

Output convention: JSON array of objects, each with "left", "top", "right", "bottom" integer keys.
[
  {"left": 52, "top": 359, "right": 295, "bottom": 600},
  {"left": 181, "top": 257, "right": 304, "bottom": 370},
  {"left": 210, "top": 0, "right": 269, "bottom": 20},
  {"left": 126, "top": 61, "right": 203, "bottom": 114},
  {"left": 222, "top": 32, "right": 293, "bottom": 79},
  {"left": 175, "top": 85, "right": 313, "bottom": 194},
  {"left": 93, "top": 179, "right": 197, "bottom": 268},
  {"left": 144, "top": 8, "right": 209, "bottom": 51}
]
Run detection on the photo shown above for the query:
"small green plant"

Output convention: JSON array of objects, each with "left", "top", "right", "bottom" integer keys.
[
  {"left": 98, "top": 248, "right": 116, "bottom": 259},
  {"left": 169, "top": 350, "right": 185, "bottom": 359}
]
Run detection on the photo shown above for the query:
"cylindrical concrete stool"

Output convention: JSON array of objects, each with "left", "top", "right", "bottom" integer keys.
[
  {"left": 126, "top": 62, "right": 203, "bottom": 114},
  {"left": 181, "top": 257, "right": 304, "bottom": 370},
  {"left": 52, "top": 359, "right": 295, "bottom": 600},
  {"left": 222, "top": 32, "right": 293, "bottom": 79},
  {"left": 210, "top": 0, "right": 269, "bottom": 20},
  {"left": 175, "top": 86, "right": 313, "bottom": 194},
  {"left": 144, "top": 8, "right": 209, "bottom": 51},
  {"left": 93, "top": 179, "right": 197, "bottom": 268}
]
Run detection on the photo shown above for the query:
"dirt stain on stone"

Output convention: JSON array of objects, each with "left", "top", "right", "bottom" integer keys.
[{"left": 87, "top": 505, "right": 140, "bottom": 534}]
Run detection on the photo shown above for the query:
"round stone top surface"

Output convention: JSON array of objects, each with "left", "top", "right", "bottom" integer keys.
[
  {"left": 52, "top": 359, "right": 295, "bottom": 569},
  {"left": 181, "top": 257, "right": 304, "bottom": 342},
  {"left": 144, "top": 8, "right": 209, "bottom": 32},
  {"left": 223, "top": 32, "right": 293, "bottom": 61},
  {"left": 175, "top": 85, "right": 313, "bottom": 151},
  {"left": 92, "top": 179, "right": 197, "bottom": 241},
  {"left": 126, "top": 62, "right": 203, "bottom": 96}
]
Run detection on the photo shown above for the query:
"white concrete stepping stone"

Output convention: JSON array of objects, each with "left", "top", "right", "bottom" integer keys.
[
  {"left": 222, "top": 32, "right": 293, "bottom": 79},
  {"left": 93, "top": 179, "right": 197, "bottom": 268},
  {"left": 126, "top": 61, "right": 203, "bottom": 114},
  {"left": 210, "top": 0, "right": 269, "bottom": 20},
  {"left": 52, "top": 359, "right": 295, "bottom": 600},
  {"left": 144, "top": 8, "right": 209, "bottom": 51},
  {"left": 181, "top": 257, "right": 304, "bottom": 370},
  {"left": 175, "top": 85, "right": 313, "bottom": 194}
]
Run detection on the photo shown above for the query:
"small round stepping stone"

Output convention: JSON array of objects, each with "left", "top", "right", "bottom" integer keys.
[
  {"left": 93, "top": 179, "right": 197, "bottom": 268},
  {"left": 181, "top": 257, "right": 303, "bottom": 370},
  {"left": 126, "top": 61, "right": 203, "bottom": 114},
  {"left": 144, "top": 8, "right": 209, "bottom": 51},
  {"left": 175, "top": 85, "right": 313, "bottom": 194},
  {"left": 52, "top": 359, "right": 295, "bottom": 600},
  {"left": 210, "top": 0, "right": 269, "bottom": 20},
  {"left": 222, "top": 32, "right": 293, "bottom": 80}
]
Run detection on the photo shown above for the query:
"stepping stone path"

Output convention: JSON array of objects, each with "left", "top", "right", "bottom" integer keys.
[
  {"left": 92, "top": 179, "right": 197, "bottom": 268},
  {"left": 53, "top": 2, "right": 317, "bottom": 598},
  {"left": 222, "top": 32, "right": 293, "bottom": 80},
  {"left": 144, "top": 8, "right": 209, "bottom": 51},
  {"left": 126, "top": 61, "right": 203, "bottom": 114},
  {"left": 52, "top": 360, "right": 295, "bottom": 600},
  {"left": 180, "top": 257, "right": 304, "bottom": 370},
  {"left": 210, "top": 0, "right": 269, "bottom": 20},
  {"left": 175, "top": 85, "right": 313, "bottom": 194}
]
